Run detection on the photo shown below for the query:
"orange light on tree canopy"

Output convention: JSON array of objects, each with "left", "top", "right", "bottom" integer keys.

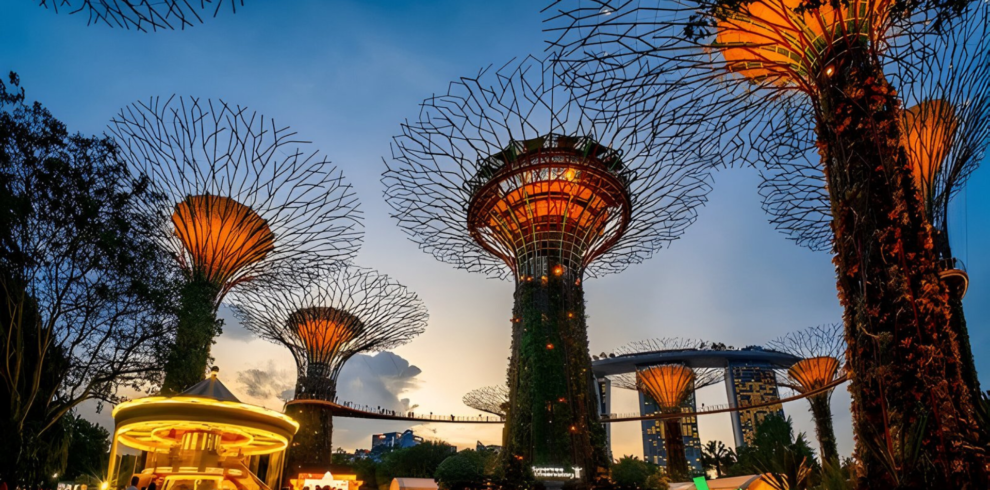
[
  {"left": 901, "top": 100, "right": 957, "bottom": 209},
  {"left": 714, "top": 0, "right": 888, "bottom": 91},
  {"left": 467, "top": 134, "right": 632, "bottom": 279},
  {"left": 172, "top": 195, "right": 275, "bottom": 288},
  {"left": 787, "top": 356, "right": 841, "bottom": 392},
  {"left": 288, "top": 306, "right": 364, "bottom": 365},
  {"left": 636, "top": 365, "right": 695, "bottom": 411}
]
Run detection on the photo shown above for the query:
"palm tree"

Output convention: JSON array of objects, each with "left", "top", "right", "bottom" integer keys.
[{"left": 701, "top": 440, "right": 734, "bottom": 478}]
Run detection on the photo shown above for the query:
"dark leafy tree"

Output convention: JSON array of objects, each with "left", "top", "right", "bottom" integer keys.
[
  {"left": 111, "top": 95, "right": 363, "bottom": 394},
  {"left": 700, "top": 440, "right": 735, "bottom": 478},
  {"left": 544, "top": 0, "right": 990, "bottom": 485},
  {"left": 231, "top": 265, "right": 427, "bottom": 476},
  {"left": 38, "top": 0, "right": 244, "bottom": 32},
  {"left": 731, "top": 415, "right": 817, "bottom": 484},
  {"left": 0, "top": 72, "right": 178, "bottom": 488},
  {"left": 436, "top": 450, "right": 489, "bottom": 490},
  {"left": 611, "top": 456, "right": 667, "bottom": 490},
  {"left": 63, "top": 414, "right": 111, "bottom": 483},
  {"left": 383, "top": 54, "right": 712, "bottom": 488},
  {"left": 376, "top": 441, "right": 456, "bottom": 484}
]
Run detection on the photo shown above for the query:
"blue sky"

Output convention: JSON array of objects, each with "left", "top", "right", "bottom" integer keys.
[{"left": 3, "top": 0, "right": 988, "bottom": 460}]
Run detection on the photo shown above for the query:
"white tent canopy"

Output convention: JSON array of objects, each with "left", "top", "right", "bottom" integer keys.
[
  {"left": 389, "top": 478, "right": 439, "bottom": 490},
  {"left": 669, "top": 475, "right": 775, "bottom": 490}
]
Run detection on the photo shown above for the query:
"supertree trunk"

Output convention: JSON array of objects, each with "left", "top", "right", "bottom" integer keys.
[
  {"left": 663, "top": 418, "right": 689, "bottom": 481},
  {"left": 946, "top": 290, "right": 982, "bottom": 404},
  {"left": 816, "top": 47, "right": 987, "bottom": 488},
  {"left": 161, "top": 278, "right": 222, "bottom": 394},
  {"left": 807, "top": 394, "right": 838, "bottom": 464},
  {"left": 500, "top": 267, "right": 609, "bottom": 488},
  {"left": 283, "top": 397, "right": 335, "bottom": 480}
]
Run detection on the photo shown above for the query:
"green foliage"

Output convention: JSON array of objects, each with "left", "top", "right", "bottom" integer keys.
[
  {"left": 725, "top": 416, "right": 819, "bottom": 489},
  {"left": 700, "top": 440, "right": 736, "bottom": 478},
  {"left": 0, "top": 72, "right": 178, "bottom": 488},
  {"left": 376, "top": 441, "right": 455, "bottom": 483},
  {"left": 160, "top": 278, "right": 222, "bottom": 394},
  {"left": 63, "top": 415, "right": 111, "bottom": 482},
  {"left": 610, "top": 456, "right": 667, "bottom": 490},
  {"left": 435, "top": 450, "right": 488, "bottom": 490}
]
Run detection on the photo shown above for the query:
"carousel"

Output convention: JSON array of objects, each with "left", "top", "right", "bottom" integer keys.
[{"left": 106, "top": 368, "right": 299, "bottom": 490}]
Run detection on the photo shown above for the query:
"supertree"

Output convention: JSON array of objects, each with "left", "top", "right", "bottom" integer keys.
[
  {"left": 612, "top": 366, "right": 723, "bottom": 480},
  {"left": 759, "top": 10, "right": 990, "bottom": 406},
  {"left": 544, "top": 0, "right": 989, "bottom": 484},
  {"left": 111, "top": 96, "right": 363, "bottom": 395},
  {"left": 767, "top": 324, "right": 846, "bottom": 463},
  {"left": 231, "top": 265, "right": 428, "bottom": 476},
  {"left": 383, "top": 55, "right": 712, "bottom": 487},
  {"left": 464, "top": 385, "right": 511, "bottom": 418},
  {"left": 38, "top": 0, "right": 242, "bottom": 31}
]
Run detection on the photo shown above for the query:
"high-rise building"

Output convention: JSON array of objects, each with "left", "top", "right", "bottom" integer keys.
[
  {"left": 725, "top": 362, "right": 784, "bottom": 446},
  {"left": 371, "top": 429, "right": 424, "bottom": 452},
  {"left": 639, "top": 391, "right": 703, "bottom": 473}
]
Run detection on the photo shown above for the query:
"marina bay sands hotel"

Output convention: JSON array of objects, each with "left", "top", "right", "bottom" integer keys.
[{"left": 590, "top": 345, "right": 800, "bottom": 472}]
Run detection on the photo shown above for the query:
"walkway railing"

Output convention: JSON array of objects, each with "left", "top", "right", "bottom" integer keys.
[{"left": 285, "top": 375, "right": 848, "bottom": 425}]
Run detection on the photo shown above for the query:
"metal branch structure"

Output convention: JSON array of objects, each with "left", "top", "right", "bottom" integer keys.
[
  {"left": 463, "top": 385, "right": 510, "bottom": 418},
  {"left": 231, "top": 264, "right": 428, "bottom": 478},
  {"left": 767, "top": 323, "right": 845, "bottom": 462},
  {"left": 544, "top": 0, "right": 990, "bottom": 484},
  {"left": 613, "top": 337, "right": 714, "bottom": 356},
  {"left": 111, "top": 95, "right": 363, "bottom": 395},
  {"left": 383, "top": 54, "right": 711, "bottom": 487},
  {"left": 612, "top": 365, "right": 722, "bottom": 479},
  {"left": 38, "top": 0, "right": 243, "bottom": 32}
]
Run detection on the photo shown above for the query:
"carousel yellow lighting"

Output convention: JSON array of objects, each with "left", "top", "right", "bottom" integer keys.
[
  {"left": 172, "top": 194, "right": 275, "bottom": 287},
  {"left": 636, "top": 365, "right": 695, "bottom": 410},
  {"left": 787, "top": 356, "right": 841, "bottom": 392},
  {"left": 107, "top": 370, "right": 299, "bottom": 490}
]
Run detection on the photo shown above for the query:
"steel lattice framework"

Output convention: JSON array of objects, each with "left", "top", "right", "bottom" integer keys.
[
  {"left": 463, "top": 385, "right": 510, "bottom": 417},
  {"left": 112, "top": 96, "right": 363, "bottom": 301},
  {"left": 38, "top": 0, "right": 243, "bottom": 31},
  {"left": 767, "top": 323, "right": 846, "bottom": 462},
  {"left": 757, "top": 8, "right": 990, "bottom": 252},
  {"left": 231, "top": 265, "right": 427, "bottom": 400},
  {"left": 230, "top": 264, "right": 427, "bottom": 474},
  {"left": 613, "top": 337, "right": 712, "bottom": 356},
  {"left": 383, "top": 55, "right": 713, "bottom": 281}
]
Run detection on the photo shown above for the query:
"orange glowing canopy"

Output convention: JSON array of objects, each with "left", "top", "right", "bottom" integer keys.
[
  {"left": 636, "top": 365, "right": 695, "bottom": 411},
  {"left": 901, "top": 100, "right": 957, "bottom": 206},
  {"left": 715, "top": 0, "right": 887, "bottom": 90},
  {"left": 172, "top": 194, "right": 275, "bottom": 288},
  {"left": 787, "top": 356, "right": 840, "bottom": 392},
  {"left": 467, "top": 135, "right": 632, "bottom": 278},
  {"left": 288, "top": 306, "right": 364, "bottom": 362}
]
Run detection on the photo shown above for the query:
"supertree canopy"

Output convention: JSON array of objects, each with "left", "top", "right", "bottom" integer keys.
[
  {"left": 758, "top": 6, "right": 990, "bottom": 405},
  {"left": 463, "top": 385, "right": 510, "bottom": 418},
  {"left": 383, "top": 55, "right": 711, "bottom": 487},
  {"left": 231, "top": 265, "right": 428, "bottom": 476},
  {"left": 111, "top": 96, "right": 363, "bottom": 395},
  {"left": 767, "top": 324, "right": 846, "bottom": 463},
  {"left": 612, "top": 366, "right": 722, "bottom": 479},
  {"left": 38, "top": 0, "right": 242, "bottom": 31},
  {"left": 545, "top": 0, "right": 990, "bottom": 484}
]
